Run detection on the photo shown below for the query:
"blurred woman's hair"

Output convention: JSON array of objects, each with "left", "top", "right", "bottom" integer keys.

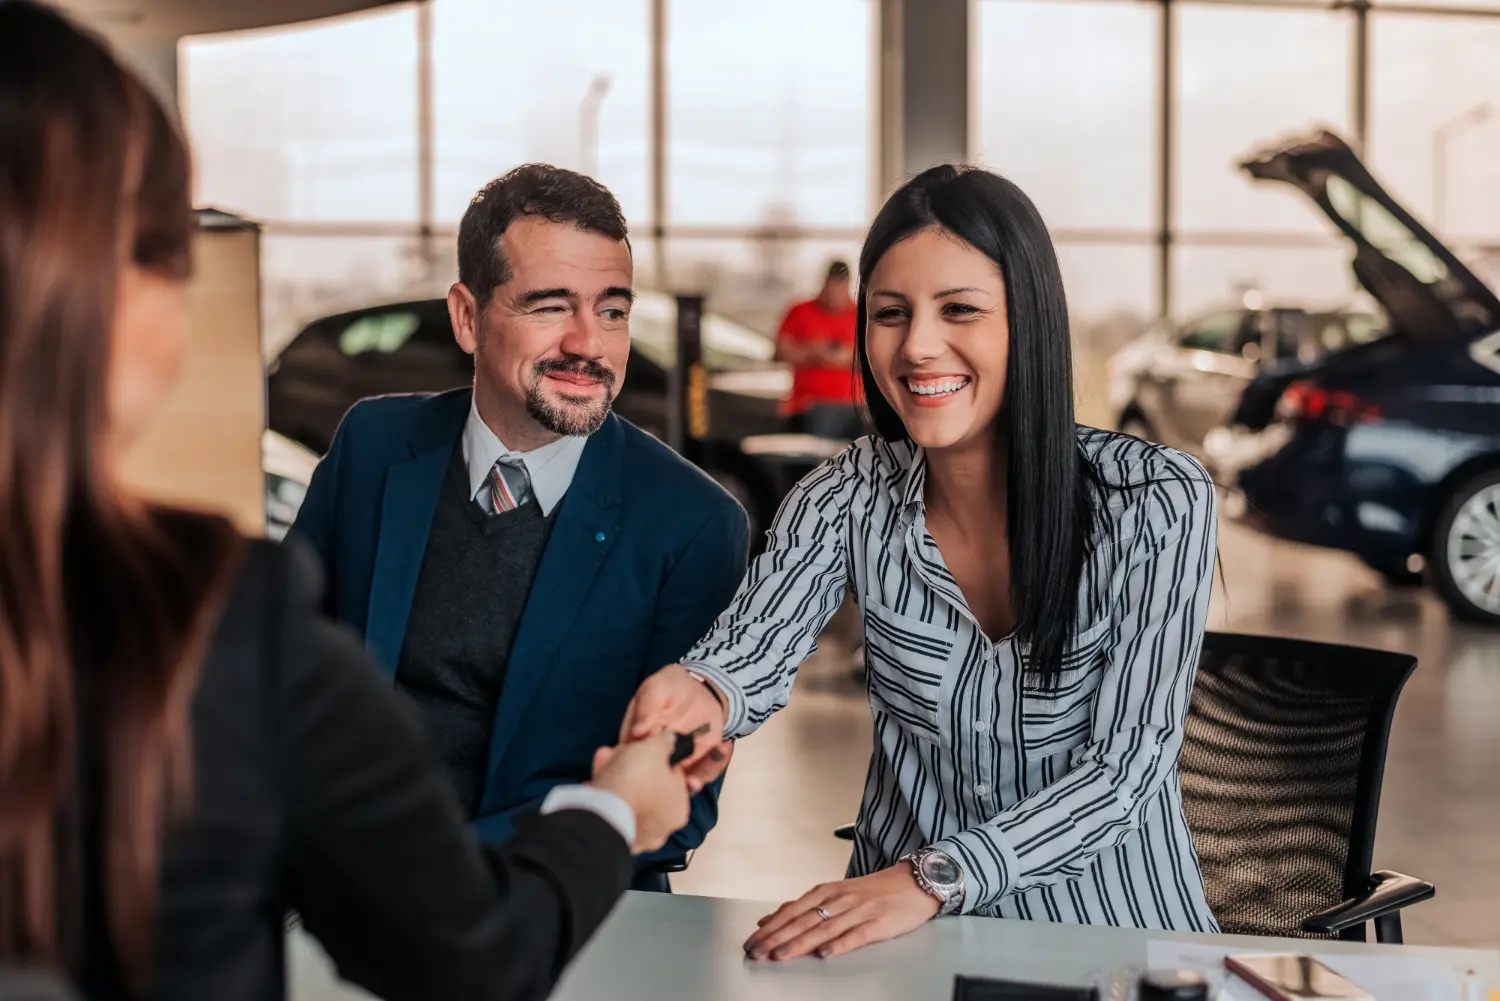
[
  {"left": 856, "top": 165, "right": 1103, "bottom": 687},
  {"left": 0, "top": 0, "right": 242, "bottom": 988}
]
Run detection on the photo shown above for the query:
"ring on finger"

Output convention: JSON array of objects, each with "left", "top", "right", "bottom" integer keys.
[{"left": 816, "top": 906, "right": 832, "bottom": 922}]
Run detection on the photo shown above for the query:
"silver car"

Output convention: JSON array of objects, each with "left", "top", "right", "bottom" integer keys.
[{"left": 1107, "top": 300, "right": 1385, "bottom": 461}]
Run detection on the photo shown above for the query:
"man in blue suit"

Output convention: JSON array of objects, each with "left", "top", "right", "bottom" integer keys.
[{"left": 290, "top": 164, "right": 749, "bottom": 889}]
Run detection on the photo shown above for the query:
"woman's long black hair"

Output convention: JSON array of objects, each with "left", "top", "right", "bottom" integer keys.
[{"left": 856, "top": 164, "right": 1102, "bottom": 687}]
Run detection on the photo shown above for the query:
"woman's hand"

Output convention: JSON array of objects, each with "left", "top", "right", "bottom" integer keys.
[
  {"left": 743, "top": 865, "right": 942, "bottom": 962},
  {"left": 587, "top": 733, "right": 691, "bottom": 854},
  {"left": 619, "top": 664, "right": 731, "bottom": 785}
]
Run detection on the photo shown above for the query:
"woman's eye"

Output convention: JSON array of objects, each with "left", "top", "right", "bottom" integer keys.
[
  {"left": 942, "top": 302, "right": 979, "bottom": 317},
  {"left": 872, "top": 307, "right": 907, "bottom": 321}
]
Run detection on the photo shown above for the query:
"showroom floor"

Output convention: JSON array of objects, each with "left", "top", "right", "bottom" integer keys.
[{"left": 674, "top": 520, "right": 1500, "bottom": 950}]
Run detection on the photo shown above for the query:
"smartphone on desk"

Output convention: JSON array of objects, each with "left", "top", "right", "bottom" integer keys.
[{"left": 1225, "top": 954, "right": 1375, "bottom": 1001}]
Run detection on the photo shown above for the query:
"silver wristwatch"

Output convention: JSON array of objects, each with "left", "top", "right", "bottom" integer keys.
[{"left": 900, "top": 847, "right": 965, "bottom": 916}]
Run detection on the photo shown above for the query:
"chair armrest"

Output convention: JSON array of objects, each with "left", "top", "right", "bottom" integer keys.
[
  {"left": 1300, "top": 870, "right": 1434, "bottom": 936},
  {"left": 834, "top": 823, "right": 856, "bottom": 841},
  {"left": 652, "top": 849, "right": 694, "bottom": 874}
]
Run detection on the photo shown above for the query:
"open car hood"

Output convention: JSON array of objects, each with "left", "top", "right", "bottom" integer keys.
[{"left": 1240, "top": 130, "right": 1500, "bottom": 340}]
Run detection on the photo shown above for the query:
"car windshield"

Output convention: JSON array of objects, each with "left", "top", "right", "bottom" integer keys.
[
  {"left": 337, "top": 311, "right": 423, "bottom": 356},
  {"left": 628, "top": 293, "right": 775, "bottom": 369}
]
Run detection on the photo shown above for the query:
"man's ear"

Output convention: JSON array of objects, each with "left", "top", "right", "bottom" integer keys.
[{"left": 448, "top": 283, "right": 480, "bottom": 355}]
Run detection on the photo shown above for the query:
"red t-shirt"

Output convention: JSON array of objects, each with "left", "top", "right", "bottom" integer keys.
[{"left": 776, "top": 298, "right": 858, "bottom": 414}]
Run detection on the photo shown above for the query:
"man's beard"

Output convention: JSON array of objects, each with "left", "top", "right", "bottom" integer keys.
[{"left": 525, "top": 356, "right": 617, "bottom": 436}]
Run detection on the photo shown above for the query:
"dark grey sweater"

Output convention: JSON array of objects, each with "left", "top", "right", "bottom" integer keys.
[{"left": 395, "top": 446, "right": 557, "bottom": 815}]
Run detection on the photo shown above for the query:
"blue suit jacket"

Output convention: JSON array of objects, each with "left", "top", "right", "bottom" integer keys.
[{"left": 289, "top": 388, "right": 749, "bottom": 864}]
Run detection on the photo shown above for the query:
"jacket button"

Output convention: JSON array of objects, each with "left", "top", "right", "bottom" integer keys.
[{"left": 594, "top": 531, "right": 606, "bottom": 543}]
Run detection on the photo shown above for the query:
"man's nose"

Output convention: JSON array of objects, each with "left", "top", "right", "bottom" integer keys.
[{"left": 558, "top": 312, "right": 606, "bottom": 359}]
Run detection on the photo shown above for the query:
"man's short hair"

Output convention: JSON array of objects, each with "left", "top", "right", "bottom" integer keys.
[
  {"left": 826, "top": 260, "right": 850, "bottom": 281},
  {"left": 457, "top": 164, "right": 630, "bottom": 306}
]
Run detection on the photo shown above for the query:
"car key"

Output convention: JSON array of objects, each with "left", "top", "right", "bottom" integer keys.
[{"left": 669, "top": 724, "right": 712, "bottom": 766}]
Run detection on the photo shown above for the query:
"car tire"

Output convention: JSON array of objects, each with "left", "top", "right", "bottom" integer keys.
[{"left": 1428, "top": 469, "right": 1500, "bottom": 626}]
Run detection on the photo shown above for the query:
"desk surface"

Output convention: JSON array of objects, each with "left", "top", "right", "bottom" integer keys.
[{"left": 289, "top": 892, "right": 1500, "bottom": 1001}]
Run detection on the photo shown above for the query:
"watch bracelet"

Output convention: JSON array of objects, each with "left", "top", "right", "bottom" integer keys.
[{"left": 904, "top": 849, "right": 964, "bottom": 916}]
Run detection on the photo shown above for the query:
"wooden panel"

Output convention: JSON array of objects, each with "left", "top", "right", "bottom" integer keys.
[{"left": 118, "top": 224, "right": 266, "bottom": 535}]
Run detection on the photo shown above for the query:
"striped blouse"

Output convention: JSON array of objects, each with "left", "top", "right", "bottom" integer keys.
[{"left": 683, "top": 428, "right": 1220, "bottom": 931}]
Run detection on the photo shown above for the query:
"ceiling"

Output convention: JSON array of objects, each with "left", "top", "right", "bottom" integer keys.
[{"left": 59, "top": 0, "right": 402, "bottom": 44}]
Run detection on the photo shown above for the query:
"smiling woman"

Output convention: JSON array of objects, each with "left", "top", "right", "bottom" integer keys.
[{"left": 621, "top": 164, "right": 1221, "bottom": 960}]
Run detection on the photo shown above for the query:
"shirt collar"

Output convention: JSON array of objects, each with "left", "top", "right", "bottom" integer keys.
[
  {"left": 899, "top": 443, "right": 928, "bottom": 517},
  {"left": 462, "top": 399, "right": 588, "bottom": 517}
]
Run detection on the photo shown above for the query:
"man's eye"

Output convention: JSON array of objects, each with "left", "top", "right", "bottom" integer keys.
[{"left": 602, "top": 308, "right": 628, "bottom": 321}]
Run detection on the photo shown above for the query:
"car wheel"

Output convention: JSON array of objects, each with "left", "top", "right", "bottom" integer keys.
[
  {"left": 1429, "top": 469, "right": 1500, "bottom": 625},
  {"left": 1118, "top": 412, "right": 1156, "bottom": 443}
]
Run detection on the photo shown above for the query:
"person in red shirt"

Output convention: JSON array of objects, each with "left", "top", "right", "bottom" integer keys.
[{"left": 776, "top": 260, "right": 862, "bottom": 439}]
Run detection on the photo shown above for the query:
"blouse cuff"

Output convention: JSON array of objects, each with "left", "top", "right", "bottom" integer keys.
[{"left": 932, "top": 827, "right": 1021, "bottom": 915}]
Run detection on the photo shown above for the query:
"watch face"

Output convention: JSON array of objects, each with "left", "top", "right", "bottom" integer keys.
[{"left": 921, "top": 853, "right": 960, "bottom": 888}]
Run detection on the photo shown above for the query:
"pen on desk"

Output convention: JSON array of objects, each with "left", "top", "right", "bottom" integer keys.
[{"left": 670, "top": 724, "right": 712, "bottom": 766}]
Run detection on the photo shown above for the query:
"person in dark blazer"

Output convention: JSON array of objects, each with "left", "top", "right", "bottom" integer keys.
[
  {"left": 290, "top": 164, "right": 749, "bottom": 886},
  {"left": 0, "top": 5, "right": 711, "bottom": 999}
]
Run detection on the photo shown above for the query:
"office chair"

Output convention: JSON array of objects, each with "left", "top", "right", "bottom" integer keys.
[
  {"left": 834, "top": 631, "right": 1434, "bottom": 943},
  {"left": 0, "top": 970, "right": 78, "bottom": 1001}
]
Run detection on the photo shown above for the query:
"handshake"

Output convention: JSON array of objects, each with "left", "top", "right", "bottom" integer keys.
[{"left": 586, "top": 664, "right": 734, "bottom": 855}]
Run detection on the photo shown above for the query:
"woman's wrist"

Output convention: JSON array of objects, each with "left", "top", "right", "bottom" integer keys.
[{"left": 683, "top": 667, "right": 726, "bottom": 709}]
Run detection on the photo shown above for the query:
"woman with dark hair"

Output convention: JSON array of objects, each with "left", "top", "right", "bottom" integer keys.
[
  {"left": 0, "top": 3, "right": 692, "bottom": 999},
  {"left": 624, "top": 164, "right": 1220, "bottom": 956}
]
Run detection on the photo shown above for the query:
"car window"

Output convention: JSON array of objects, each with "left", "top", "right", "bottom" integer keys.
[
  {"left": 337, "top": 311, "right": 423, "bottom": 356},
  {"left": 1178, "top": 312, "right": 1245, "bottom": 353}
]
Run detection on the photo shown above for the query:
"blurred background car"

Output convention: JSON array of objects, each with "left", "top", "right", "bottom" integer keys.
[
  {"left": 262, "top": 428, "right": 319, "bottom": 542},
  {"left": 1108, "top": 295, "right": 1386, "bottom": 461},
  {"left": 263, "top": 293, "right": 819, "bottom": 545},
  {"left": 1209, "top": 131, "right": 1500, "bottom": 624}
]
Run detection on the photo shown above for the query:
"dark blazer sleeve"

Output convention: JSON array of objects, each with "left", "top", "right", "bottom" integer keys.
[
  {"left": 287, "top": 410, "right": 353, "bottom": 616},
  {"left": 638, "top": 500, "right": 750, "bottom": 863},
  {"left": 269, "top": 543, "right": 632, "bottom": 1001}
]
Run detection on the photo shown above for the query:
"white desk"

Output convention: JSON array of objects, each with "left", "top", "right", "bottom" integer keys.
[{"left": 290, "top": 892, "right": 1500, "bottom": 1001}]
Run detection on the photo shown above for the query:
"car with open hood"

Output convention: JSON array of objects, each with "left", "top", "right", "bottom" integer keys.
[{"left": 1210, "top": 130, "right": 1500, "bottom": 624}]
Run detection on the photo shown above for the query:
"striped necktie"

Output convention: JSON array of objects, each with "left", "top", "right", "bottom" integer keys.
[{"left": 487, "top": 458, "right": 531, "bottom": 513}]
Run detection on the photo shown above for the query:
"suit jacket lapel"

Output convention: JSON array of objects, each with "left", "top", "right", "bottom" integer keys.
[
  {"left": 365, "top": 390, "right": 469, "bottom": 676},
  {"left": 483, "top": 416, "right": 625, "bottom": 783}
]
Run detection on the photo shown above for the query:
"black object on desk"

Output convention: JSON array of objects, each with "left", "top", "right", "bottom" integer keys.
[
  {"left": 952, "top": 976, "right": 1098, "bottom": 1000},
  {"left": 1138, "top": 969, "right": 1208, "bottom": 1000}
]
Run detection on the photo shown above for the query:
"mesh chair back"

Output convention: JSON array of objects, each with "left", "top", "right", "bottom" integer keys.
[{"left": 1178, "top": 632, "right": 1416, "bottom": 939}]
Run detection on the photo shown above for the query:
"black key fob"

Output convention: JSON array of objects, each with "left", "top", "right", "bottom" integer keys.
[{"left": 669, "top": 731, "right": 697, "bottom": 766}]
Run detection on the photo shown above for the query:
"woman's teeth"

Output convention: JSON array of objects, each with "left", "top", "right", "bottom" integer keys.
[{"left": 906, "top": 377, "right": 970, "bottom": 398}]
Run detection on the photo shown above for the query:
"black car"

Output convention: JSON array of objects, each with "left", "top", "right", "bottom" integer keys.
[
  {"left": 266, "top": 293, "right": 832, "bottom": 542},
  {"left": 1211, "top": 131, "right": 1500, "bottom": 624}
]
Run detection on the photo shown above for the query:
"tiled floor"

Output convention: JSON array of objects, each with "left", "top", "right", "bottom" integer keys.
[{"left": 674, "top": 521, "right": 1500, "bottom": 949}]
